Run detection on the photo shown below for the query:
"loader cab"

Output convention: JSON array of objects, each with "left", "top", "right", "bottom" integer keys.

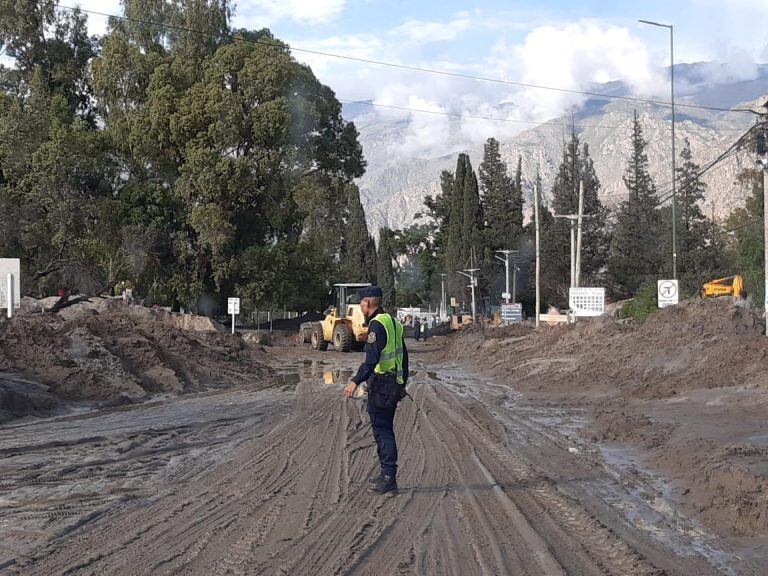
[{"left": 333, "top": 283, "right": 370, "bottom": 318}]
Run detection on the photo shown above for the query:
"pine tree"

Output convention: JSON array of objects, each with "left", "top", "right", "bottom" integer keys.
[
  {"left": 669, "top": 138, "right": 718, "bottom": 294},
  {"left": 377, "top": 228, "right": 397, "bottom": 310},
  {"left": 479, "top": 138, "right": 523, "bottom": 252},
  {"left": 339, "top": 183, "right": 377, "bottom": 283},
  {"left": 607, "top": 111, "right": 663, "bottom": 297},
  {"left": 542, "top": 132, "right": 608, "bottom": 304}
]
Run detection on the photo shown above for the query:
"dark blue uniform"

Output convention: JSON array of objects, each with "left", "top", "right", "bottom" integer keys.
[{"left": 352, "top": 308, "right": 409, "bottom": 479}]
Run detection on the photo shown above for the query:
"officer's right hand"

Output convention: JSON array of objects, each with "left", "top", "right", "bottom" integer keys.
[{"left": 343, "top": 381, "right": 358, "bottom": 398}]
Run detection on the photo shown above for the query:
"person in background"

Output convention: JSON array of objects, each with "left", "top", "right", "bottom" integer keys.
[{"left": 413, "top": 317, "right": 421, "bottom": 341}]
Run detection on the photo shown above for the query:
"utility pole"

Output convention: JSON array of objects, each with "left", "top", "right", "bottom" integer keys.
[
  {"left": 575, "top": 180, "right": 585, "bottom": 287},
  {"left": 757, "top": 108, "right": 768, "bottom": 335},
  {"left": 639, "top": 19, "right": 677, "bottom": 279},
  {"left": 439, "top": 273, "right": 447, "bottom": 319},
  {"left": 512, "top": 264, "right": 518, "bottom": 303},
  {"left": 458, "top": 268, "right": 479, "bottom": 320},
  {"left": 534, "top": 182, "right": 541, "bottom": 328},
  {"left": 554, "top": 214, "right": 592, "bottom": 288},
  {"left": 494, "top": 250, "right": 518, "bottom": 303}
]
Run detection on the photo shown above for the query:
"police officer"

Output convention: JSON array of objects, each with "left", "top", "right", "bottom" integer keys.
[{"left": 344, "top": 286, "right": 409, "bottom": 494}]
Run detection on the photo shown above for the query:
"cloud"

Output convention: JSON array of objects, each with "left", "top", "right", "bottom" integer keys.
[
  {"left": 503, "top": 21, "right": 665, "bottom": 120},
  {"left": 70, "top": 0, "right": 123, "bottom": 36},
  {"left": 236, "top": 0, "right": 347, "bottom": 27},
  {"left": 394, "top": 15, "right": 474, "bottom": 43}
]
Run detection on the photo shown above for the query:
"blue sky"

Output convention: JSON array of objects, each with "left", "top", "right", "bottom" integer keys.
[{"left": 72, "top": 0, "right": 768, "bottom": 153}]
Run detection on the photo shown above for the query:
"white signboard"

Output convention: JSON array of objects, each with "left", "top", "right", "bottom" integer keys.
[
  {"left": 227, "top": 297, "right": 241, "bottom": 315},
  {"left": 657, "top": 280, "right": 679, "bottom": 308},
  {"left": 569, "top": 287, "right": 605, "bottom": 317},
  {"left": 501, "top": 292, "right": 511, "bottom": 300},
  {"left": 0, "top": 258, "right": 21, "bottom": 310}
]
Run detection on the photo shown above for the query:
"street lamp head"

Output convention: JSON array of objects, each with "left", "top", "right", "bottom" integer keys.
[{"left": 639, "top": 19, "right": 672, "bottom": 28}]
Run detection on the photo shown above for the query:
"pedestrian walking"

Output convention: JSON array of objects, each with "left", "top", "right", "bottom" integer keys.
[
  {"left": 413, "top": 317, "right": 421, "bottom": 341},
  {"left": 344, "top": 286, "right": 409, "bottom": 495}
]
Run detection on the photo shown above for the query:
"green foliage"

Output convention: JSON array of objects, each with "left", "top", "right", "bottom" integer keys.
[
  {"left": 725, "top": 169, "right": 764, "bottom": 306},
  {"left": 542, "top": 132, "right": 608, "bottom": 306},
  {"left": 0, "top": 1, "right": 367, "bottom": 313},
  {"left": 479, "top": 138, "right": 523, "bottom": 252},
  {"left": 619, "top": 281, "right": 659, "bottom": 324},
  {"left": 377, "top": 228, "right": 396, "bottom": 310},
  {"left": 607, "top": 111, "right": 664, "bottom": 298}
]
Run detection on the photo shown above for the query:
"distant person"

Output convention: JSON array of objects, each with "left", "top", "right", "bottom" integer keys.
[
  {"left": 344, "top": 286, "right": 409, "bottom": 495},
  {"left": 431, "top": 315, "right": 437, "bottom": 329},
  {"left": 420, "top": 321, "right": 428, "bottom": 341},
  {"left": 413, "top": 317, "right": 421, "bottom": 341}
]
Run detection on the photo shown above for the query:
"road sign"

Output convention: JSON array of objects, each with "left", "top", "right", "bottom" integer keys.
[
  {"left": 501, "top": 303, "right": 523, "bottom": 324},
  {"left": 228, "top": 297, "right": 241, "bottom": 315},
  {"left": 657, "top": 280, "right": 679, "bottom": 308},
  {"left": 569, "top": 287, "right": 605, "bottom": 317},
  {"left": 501, "top": 292, "right": 511, "bottom": 300},
  {"left": 0, "top": 258, "right": 21, "bottom": 312}
]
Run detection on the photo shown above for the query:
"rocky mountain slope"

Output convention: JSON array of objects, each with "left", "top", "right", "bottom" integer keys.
[{"left": 347, "top": 63, "right": 767, "bottom": 234}]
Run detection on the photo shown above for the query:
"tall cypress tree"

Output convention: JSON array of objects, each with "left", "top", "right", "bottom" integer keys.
[
  {"left": 579, "top": 144, "right": 609, "bottom": 283},
  {"left": 607, "top": 111, "right": 663, "bottom": 297},
  {"left": 377, "top": 227, "right": 396, "bottom": 310},
  {"left": 479, "top": 138, "right": 523, "bottom": 253},
  {"left": 339, "top": 183, "right": 377, "bottom": 282},
  {"left": 461, "top": 155, "right": 483, "bottom": 267},
  {"left": 445, "top": 156, "right": 466, "bottom": 277}
]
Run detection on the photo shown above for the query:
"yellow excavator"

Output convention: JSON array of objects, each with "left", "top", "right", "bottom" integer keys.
[
  {"left": 701, "top": 275, "right": 746, "bottom": 300},
  {"left": 308, "top": 283, "right": 371, "bottom": 352}
]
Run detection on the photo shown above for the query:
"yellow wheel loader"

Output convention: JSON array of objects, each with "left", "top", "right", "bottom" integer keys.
[
  {"left": 700, "top": 275, "right": 746, "bottom": 300},
  {"left": 309, "top": 283, "right": 371, "bottom": 352}
]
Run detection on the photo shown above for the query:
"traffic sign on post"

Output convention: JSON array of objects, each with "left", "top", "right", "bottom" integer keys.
[
  {"left": 501, "top": 303, "right": 523, "bottom": 324},
  {"left": 0, "top": 258, "right": 21, "bottom": 318},
  {"left": 569, "top": 287, "right": 605, "bottom": 317},
  {"left": 657, "top": 280, "right": 679, "bottom": 308},
  {"left": 228, "top": 297, "right": 240, "bottom": 334}
]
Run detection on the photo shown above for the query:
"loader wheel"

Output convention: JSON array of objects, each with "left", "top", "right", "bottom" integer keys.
[
  {"left": 311, "top": 323, "right": 328, "bottom": 351},
  {"left": 333, "top": 323, "right": 354, "bottom": 352}
]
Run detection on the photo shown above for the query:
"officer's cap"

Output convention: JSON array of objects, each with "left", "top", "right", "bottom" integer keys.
[{"left": 358, "top": 285, "right": 383, "bottom": 299}]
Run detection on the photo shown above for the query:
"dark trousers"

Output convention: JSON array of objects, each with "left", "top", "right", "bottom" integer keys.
[{"left": 368, "top": 405, "right": 398, "bottom": 477}]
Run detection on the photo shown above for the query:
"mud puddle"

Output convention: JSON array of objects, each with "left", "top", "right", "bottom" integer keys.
[{"left": 427, "top": 362, "right": 737, "bottom": 573}]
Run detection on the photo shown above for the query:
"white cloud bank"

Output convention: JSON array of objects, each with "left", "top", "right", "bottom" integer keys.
[{"left": 237, "top": 0, "right": 347, "bottom": 27}]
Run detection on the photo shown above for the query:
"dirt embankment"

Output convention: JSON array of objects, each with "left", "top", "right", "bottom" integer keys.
[
  {"left": 0, "top": 299, "right": 272, "bottom": 420},
  {"left": 440, "top": 299, "right": 768, "bottom": 540}
]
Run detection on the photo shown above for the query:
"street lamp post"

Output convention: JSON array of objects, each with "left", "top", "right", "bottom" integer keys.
[{"left": 640, "top": 19, "right": 677, "bottom": 279}]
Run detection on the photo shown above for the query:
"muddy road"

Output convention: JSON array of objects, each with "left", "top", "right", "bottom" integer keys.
[{"left": 0, "top": 343, "right": 746, "bottom": 575}]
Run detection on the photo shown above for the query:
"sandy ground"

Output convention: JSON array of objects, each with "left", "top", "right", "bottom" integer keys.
[{"left": 0, "top": 337, "right": 755, "bottom": 575}]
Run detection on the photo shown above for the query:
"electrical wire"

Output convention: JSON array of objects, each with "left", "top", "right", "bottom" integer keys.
[{"left": 56, "top": 4, "right": 759, "bottom": 117}]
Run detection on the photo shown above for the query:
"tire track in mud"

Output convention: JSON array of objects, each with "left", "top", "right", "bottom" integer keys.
[{"left": 3, "top": 352, "right": 722, "bottom": 576}]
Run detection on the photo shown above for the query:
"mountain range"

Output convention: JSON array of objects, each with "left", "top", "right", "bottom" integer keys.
[{"left": 344, "top": 63, "right": 768, "bottom": 235}]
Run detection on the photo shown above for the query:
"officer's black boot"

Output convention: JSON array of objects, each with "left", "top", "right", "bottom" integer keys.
[
  {"left": 369, "top": 474, "right": 398, "bottom": 494},
  {"left": 368, "top": 470, "right": 384, "bottom": 486}
]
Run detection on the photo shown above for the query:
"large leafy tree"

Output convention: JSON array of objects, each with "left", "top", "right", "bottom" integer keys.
[
  {"left": 0, "top": 0, "right": 367, "bottom": 314},
  {"left": 607, "top": 111, "right": 664, "bottom": 297}
]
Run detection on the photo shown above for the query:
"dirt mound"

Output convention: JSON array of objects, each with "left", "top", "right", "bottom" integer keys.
[
  {"left": 0, "top": 303, "right": 272, "bottom": 410},
  {"left": 439, "top": 298, "right": 768, "bottom": 540},
  {"left": 0, "top": 374, "right": 60, "bottom": 423}
]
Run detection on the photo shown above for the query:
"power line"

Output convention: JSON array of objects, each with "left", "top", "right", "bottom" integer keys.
[{"left": 57, "top": 4, "right": 758, "bottom": 117}]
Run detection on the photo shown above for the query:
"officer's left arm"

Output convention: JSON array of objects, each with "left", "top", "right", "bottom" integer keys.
[
  {"left": 351, "top": 321, "right": 387, "bottom": 385},
  {"left": 402, "top": 337, "right": 409, "bottom": 387}
]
